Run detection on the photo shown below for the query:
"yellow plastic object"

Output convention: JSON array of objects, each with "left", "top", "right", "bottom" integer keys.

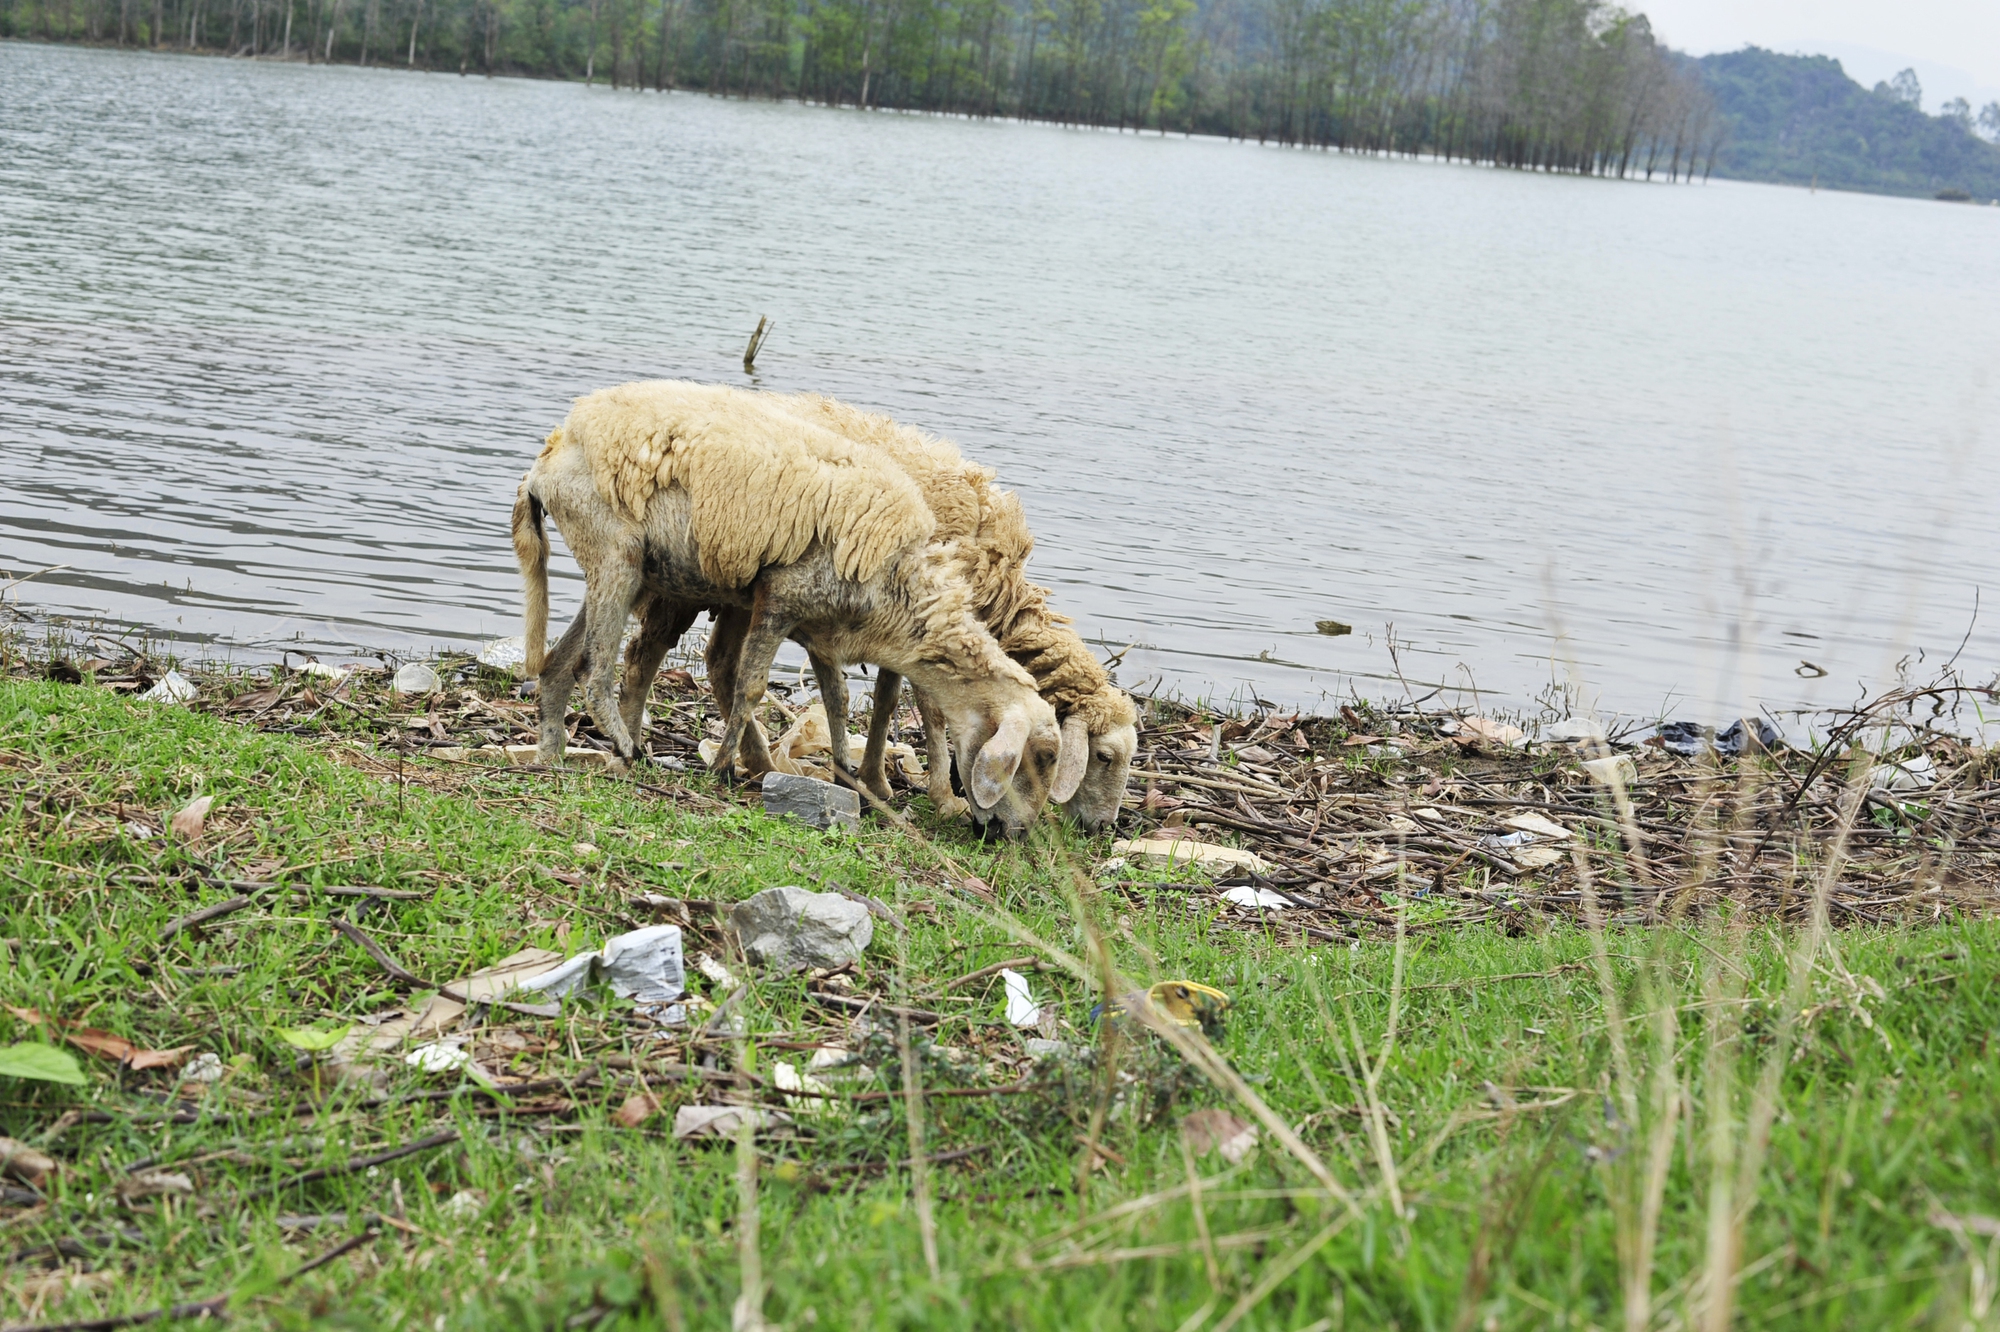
[
  {"left": 1093, "top": 980, "right": 1233, "bottom": 1037},
  {"left": 1147, "top": 981, "right": 1232, "bottom": 1033}
]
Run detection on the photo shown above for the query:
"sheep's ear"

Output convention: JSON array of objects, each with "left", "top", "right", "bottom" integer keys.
[
  {"left": 970, "top": 707, "right": 1030, "bottom": 809},
  {"left": 1050, "top": 714, "right": 1090, "bottom": 803}
]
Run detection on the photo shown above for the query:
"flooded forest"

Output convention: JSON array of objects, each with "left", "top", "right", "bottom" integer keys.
[{"left": 3, "top": 0, "right": 1721, "bottom": 179}]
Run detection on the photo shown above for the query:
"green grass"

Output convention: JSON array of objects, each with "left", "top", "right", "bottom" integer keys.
[{"left": 2, "top": 674, "right": 1998, "bottom": 1330}]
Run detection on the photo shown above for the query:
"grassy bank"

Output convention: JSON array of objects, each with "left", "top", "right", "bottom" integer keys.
[{"left": 3, "top": 671, "right": 1998, "bottom": 1330}]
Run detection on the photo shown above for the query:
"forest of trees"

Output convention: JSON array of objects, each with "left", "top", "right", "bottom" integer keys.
[
  {"left": 0, "top": 0, "right": 1727, "bottom": 181},
  {"left": 1696, "top": 49, "right": 2000, "bottom": 202}
]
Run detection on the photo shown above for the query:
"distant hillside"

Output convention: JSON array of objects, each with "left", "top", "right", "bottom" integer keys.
[{"left": 1697, "top": 48, "right": 2000, "bottom": 202}]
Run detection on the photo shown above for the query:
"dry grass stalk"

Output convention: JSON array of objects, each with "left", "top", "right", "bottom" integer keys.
[{"left": 893, "top": 902, "right": 941, "bottom": 1282}]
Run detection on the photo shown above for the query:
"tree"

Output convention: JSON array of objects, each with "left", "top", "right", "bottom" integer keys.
[{"left": 1873, "top": 66, "right": 1920, "bottom": 110}]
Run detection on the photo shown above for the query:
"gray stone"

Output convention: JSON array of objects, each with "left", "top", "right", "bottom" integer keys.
[
  {"left": 730, "top": 886, "right": 873, "bottom": 972},
  {"left": 761, "top": 771, "right": 860, "bottom": 831}
]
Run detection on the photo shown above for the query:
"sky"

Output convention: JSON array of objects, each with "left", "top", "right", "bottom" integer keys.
[{"left": 1641, "top": 0, "right": 2000, "bottom": 111}]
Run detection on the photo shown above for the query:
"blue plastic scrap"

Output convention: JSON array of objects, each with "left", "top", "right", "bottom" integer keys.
[{"left": 1656, "top": 718, "right": 1781, "bottom": 758}]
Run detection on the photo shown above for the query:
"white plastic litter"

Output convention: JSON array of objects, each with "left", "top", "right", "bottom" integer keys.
[
  {"left": 511, "top": 951, "right": 598, "bottom": 1001},
  {"left": 1544, "top": 717, "right": 1607, "bottom": 744},
  {"left": 1504, "top": 812, "right": 1573, "bottom": 840},
  {"left": 1582, "top": 754, "right": 1639, "bottom": 788},
  {"left": 477, "top": 636, "right": 528, "bottom": 673},
  {"left": 1000, "top": 969, "right": 1042, "bottom": 1027},
  {"left": 598, "top": 925, "right": 687, "bottom": 1004},
  {"left": 695, "top": 952, "right": 739, "bottom": 990},
  {"left": 295, "top": 660, "right": 348, "bottom": 681},
  {"left": 405, "top": 1041, "right": 470, "bottom": 1073},
  {"left": 140, "top": 670, "right": 197, "bottom": 704},
  {"left": 180, "top": 1052, "right": 225, "bottom": 1084},
  {"left": 510, "top": 925, "right": 687, "bottom": 1013},
  {"left": 392, "top": 662, "right": 440, "bottom": 695},
  {"left": 441, "top": 1189, "right": 486, "bottom": 1220},
  {"left": 772, "top": 1061, "right": 837, "bottom": 1115},
  {"left": 1220, "top": 886, "right": 1291, "bottom": 909},
  {"left": 1869, "top": 754, "right": 1935, "bottom": 791},
  {"left": 673, "top": 1105, "right": 788, "bottom": 1140},
  {"left": 1113, "top": 837, "right": 1274, "bottom": 875}
]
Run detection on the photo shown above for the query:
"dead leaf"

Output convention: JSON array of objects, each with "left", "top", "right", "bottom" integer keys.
[
  {"left": 220, "top": 686, "right": 284, "bottom": 714},
  {"left": 5, "top": 1006, "right": 191, "bottom": 1070},
  {"left": 117, "top": 1170, "right": 195, "bottom": 1201},
  {"left": 170, "top": 795, "right": 214, "bottom": 842},
  {"left": 125, "top": 1045, "right": 195, "bottom": 1071},
  {"left": 0, "top": 1137, "right": 56, "bottom": 1188},
  {"left": 14, "top": 1272, "right": 113, "bottom": 1302},
  {"left": 1457, "top": 717, "right": 1524, "bottom": 747},
  {"left": 1140, "top": 788, "right": 1183, "bottom": 812},
  {"left": 1181, "top": 1108, "right": 1259, "bottom": 1163},
  {"left": 614, "top": 1091, "right": 663, "bottom": 1128},
  {"left": 959, "top": 876, "right": 995, "bottom": 902}
]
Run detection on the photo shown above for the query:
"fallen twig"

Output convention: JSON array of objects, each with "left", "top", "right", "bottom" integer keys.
[{"left": 0, "top": 1227, "right": 378, "bottom": 1332}]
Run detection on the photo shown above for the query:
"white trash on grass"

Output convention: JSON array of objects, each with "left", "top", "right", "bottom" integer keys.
[
  {"left": 140, "top": 670, "right": 198, "bottom": 704},
  {"left": 1220, "top": 886, "right": 1291, "bottom": 910},
  {"left": 999, "top": 969, "right": 1042, "bottom": 1027}
]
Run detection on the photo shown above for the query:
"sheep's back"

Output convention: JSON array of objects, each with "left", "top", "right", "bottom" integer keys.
[{"left": 559, "top": 381, "right": 934, "bottom": 588}]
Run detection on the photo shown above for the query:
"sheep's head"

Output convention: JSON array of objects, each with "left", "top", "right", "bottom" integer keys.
[
  {"left": 946, "top": 688, "right": 1061, "bottom": 841},
  {"left": 1057, "top": 715, "right": 1138, "bottom": 832}
]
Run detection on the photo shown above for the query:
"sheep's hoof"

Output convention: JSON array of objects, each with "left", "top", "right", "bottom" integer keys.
[{"left": 932, "top": 793, "right": 970, "bottom": 820}]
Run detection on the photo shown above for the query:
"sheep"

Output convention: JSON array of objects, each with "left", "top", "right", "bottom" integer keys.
[
  {"left": 511, "top": 380, "right": 1066, "bottom": 839},
  {"left": 762, "top": 393, "right": 1139, "bottom": 832}
]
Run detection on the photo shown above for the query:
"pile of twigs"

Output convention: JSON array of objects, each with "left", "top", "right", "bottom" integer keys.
[{"left": 1120, "top": 683, "right": 2000, "bottom": 933}]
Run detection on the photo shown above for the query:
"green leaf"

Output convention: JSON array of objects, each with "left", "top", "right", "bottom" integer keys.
[
  {"left": 0, "top": 1042, "right": 87, "bottom": 1085},
  {"left": 275, "top": 1024, "right": 352, "bottom": 1053}
]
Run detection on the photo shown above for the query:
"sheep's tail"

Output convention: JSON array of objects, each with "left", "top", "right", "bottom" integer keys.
[{"left": 511, "top": 474, "right": 551, "bottom": 677}]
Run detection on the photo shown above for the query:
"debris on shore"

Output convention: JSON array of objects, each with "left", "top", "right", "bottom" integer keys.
[{"left": 10, "top": 638, "right": 2000, "bottom": 937}]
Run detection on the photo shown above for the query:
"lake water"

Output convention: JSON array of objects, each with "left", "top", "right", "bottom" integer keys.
[{"left": 4, "top": 40, "right": 1997, "bottom": 726}]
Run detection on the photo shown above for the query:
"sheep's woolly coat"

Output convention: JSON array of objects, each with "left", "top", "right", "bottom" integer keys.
[
  {"left": 771, "top": 393, "right": 1136, "bottom": 735},
  {"left": 549, "top": 381, "right": 935, "bottom": 590}
]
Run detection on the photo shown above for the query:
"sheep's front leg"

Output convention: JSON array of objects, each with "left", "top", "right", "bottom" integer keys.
[
  {"left": 856, "top": 669, "right": 903, "bottom": 804},
  {"left": 618, "top": 596, "right": 697, "bottom": 753},
  {"left": 913, "top": 685, "right": 968, "bottom": 819},
  {"left": 713, "top": 589, "right": 790, "bottom": 782},
  {"left": 580, "top": 556, "right": 644, "bottom": 770},
  {"left": 702, "top": 606, "right": 774, "bottom": 776},
  {"left": 807, "top": 648, "right": 855, "bottom": 777},
  {"left": 535, "top": 611, "right": 591, "bottom": 765}
]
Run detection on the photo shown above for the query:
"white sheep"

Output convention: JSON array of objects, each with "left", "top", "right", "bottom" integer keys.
[
  {"left": 764, "top": 393, "right": 1139, "bottom": 832},
  {"left": 511, "top": 380, "right": 1065, "bottom": 839}
]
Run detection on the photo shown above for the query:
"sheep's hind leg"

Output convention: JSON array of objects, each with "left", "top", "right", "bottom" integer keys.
[
  {"left": 535, "top": 612, "right": 591, "bottom": 765},
  {"left": 914, "top": 686, "right": 969, "bottom": 819},
  {"left": 856, "top": 669, "right": 902, "bottom": 804},
  {"left": 617, "top": 595, "right": 697, "bottom": 761},
  {"left": 580, "top": 558, "right": 644, "bottom": 770},
  {"left": 807, "top": 648, "right": 856, "bottom": 778}
]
